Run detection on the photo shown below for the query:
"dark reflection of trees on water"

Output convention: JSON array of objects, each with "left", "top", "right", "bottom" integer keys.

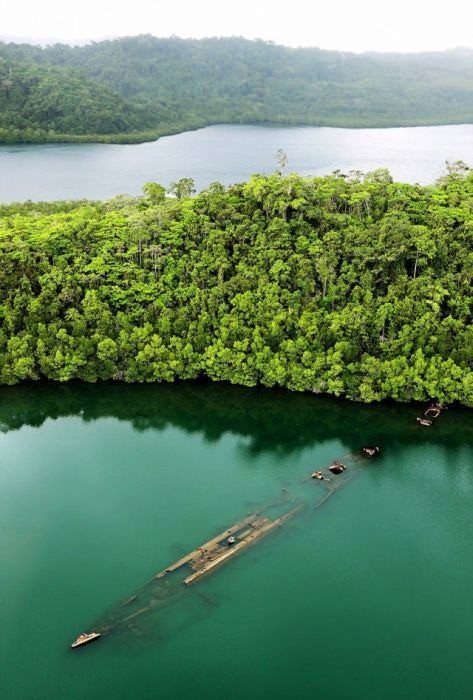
[
  {"left": 3, "top": 380, "right": 467, "bottom": 650},
  {"left": 0, "top": 381, "right": 471, "bottom": 455}
]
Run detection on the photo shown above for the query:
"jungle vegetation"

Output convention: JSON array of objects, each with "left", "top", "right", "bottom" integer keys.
[
  {"left": 0, "top": 166, "right": 471, "bottom": 405},
  {"left": 1, "top": 36, "right": 473, "bottom": 143}
]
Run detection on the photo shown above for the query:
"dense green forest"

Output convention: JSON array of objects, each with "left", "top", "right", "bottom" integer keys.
[
  {"left": 1, "top": 36, "right": 473, "bottom": 143},
  {"left": 0, "top": 167, "right": 471, "bottom": 405},
  {"left": 0, "top": 58, "right": 157, "bottom": 142}
]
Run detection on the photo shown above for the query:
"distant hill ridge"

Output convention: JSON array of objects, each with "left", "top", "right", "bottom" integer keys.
[{"left": 1, "top": 35, "right": 473, "bottom": 143}]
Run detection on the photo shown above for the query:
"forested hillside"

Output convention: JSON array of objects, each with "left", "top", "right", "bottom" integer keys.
[
  {"left": 1, "top": 36, "right": 473, "bottom": 143},
  {"left": 0, "top": 57, "right": 158, "bottom": 143},
  {"left": 0, "top": 167, "right": 471, "bottom": 405}
]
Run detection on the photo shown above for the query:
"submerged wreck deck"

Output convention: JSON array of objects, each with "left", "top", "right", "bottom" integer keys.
[
  {"left": 156, "top": 506, "right": 302, "bottom": 586},
  {"left": 70, "top": 445, "right": 379, "bottom": 650},
  {"left": 70, "top": 502, "right": 302, "bottom": 648}
]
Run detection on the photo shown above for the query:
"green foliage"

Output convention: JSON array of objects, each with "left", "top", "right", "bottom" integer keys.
[
  {"left": 0, "top": 56, "right": 154, "bottom": 140},
  {"left": 168, "top": 178, "right": 196, "bottom": 199},
  {"left": 143, "top": 182, "right": 166, "bottom": 205},
  {"left": 1, "top": 37, "right": 473, "bottom": 143},
  {"left": 0, "top": 169, "right": 471, "bottom": 406}
]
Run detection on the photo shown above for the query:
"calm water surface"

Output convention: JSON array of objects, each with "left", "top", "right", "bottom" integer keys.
[
  {"left": 1, "top": 382, "right": 472, "bottom": 700},
  {"left": 1, "top": 124, "right": 473, "bottom": 202}
]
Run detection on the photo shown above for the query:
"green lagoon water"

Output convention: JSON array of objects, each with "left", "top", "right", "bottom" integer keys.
[{"left": 1, "top": 382, "right": 472, "bottom": 700}]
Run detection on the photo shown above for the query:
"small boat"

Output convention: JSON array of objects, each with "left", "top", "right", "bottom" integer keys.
[
  {"left": 416, "top": 417, "right": 432, "bottom": 427},
  {"left": 71, "top": 632, "right": 101, "bottom": 649}
]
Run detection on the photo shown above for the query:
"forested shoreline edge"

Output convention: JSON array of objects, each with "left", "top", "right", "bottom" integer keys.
[
  {"left": 0, "top": 168, "right": 471, "bottom": 406},
  {"left": 1, "top": 35, "right": 473, "bottom": 144}
]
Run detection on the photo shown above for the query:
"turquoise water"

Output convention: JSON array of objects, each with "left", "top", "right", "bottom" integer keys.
[
  {"left": 1, "top": 383, "right": 472, "bottom": 699},
  {"left": 1, "top": 123, "right": 473, "bottom": 202}
]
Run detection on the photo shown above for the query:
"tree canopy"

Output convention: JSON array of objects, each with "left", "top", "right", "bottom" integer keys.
[
  {"left": 1, "top": 36, "right": 473, "bottom": 143},
  {"left": 0, "top": 168, "right": 471, "bottom": 405}
]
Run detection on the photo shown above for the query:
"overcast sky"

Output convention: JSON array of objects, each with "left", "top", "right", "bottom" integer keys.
[{"left": 1, "top": 0, "right": 472, "bottom": 53}]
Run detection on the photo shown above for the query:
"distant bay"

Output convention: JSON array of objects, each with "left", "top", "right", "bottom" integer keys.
[{"left": 1, "top": 123, "right": 472, "bottom": 202}]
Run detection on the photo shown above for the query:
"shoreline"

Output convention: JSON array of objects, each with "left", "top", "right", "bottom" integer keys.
[
  {"left": 1, "top": 119, "right": 473, "bottom": 147},
  {"left": 0, "top": 379, "right": 471, "bottom": 434},
  {"left": 0, "top": 375, "right": 472, "bottom": 411}
]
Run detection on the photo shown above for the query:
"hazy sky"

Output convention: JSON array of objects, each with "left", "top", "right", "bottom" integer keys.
[{"left": 1, "top": 0, "right": 472, "bottom": 53}]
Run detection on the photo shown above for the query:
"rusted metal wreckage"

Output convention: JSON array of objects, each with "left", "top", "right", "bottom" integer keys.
[
  {"left": 70, "top": 446, "right": 380, "bottom": 650},
  {"left": 416, "top": 402, "right": 447, "bottom": 427},
  {"left": 70, "top": 503, "right": 302, "bottom": 649}
]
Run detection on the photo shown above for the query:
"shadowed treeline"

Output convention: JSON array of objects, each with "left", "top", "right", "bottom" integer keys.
[{"left": 0, "top": 381, "right": 471, "bottom": 454}]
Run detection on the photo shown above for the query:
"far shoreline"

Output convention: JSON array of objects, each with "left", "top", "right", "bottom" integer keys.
[
  {"left": 1, "top": 119, "right": 473, "bottom": 147},
  {"left": 1, "top": 123, "right": 471, "bottom": 202}
]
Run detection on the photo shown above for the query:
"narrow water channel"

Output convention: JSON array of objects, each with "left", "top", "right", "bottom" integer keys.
[{"left": 1, "top": 123, "right": 473, "bottom": 202}]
